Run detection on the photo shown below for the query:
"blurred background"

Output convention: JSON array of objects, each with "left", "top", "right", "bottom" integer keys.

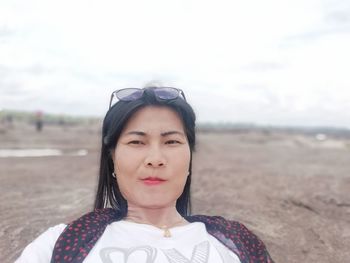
[{"left": 1, "top": 1, "right": 350, "bottom": 262}]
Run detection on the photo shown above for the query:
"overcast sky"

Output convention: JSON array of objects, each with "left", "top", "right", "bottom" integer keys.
[{"left": 1, "top": 0, "right": 350, "bottom": 127}]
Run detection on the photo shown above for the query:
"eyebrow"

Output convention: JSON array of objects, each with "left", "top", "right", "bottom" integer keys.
[
  {"left": 124, "top": 131, "right": 185, "bottom": 137},
  {"left": 161, "top": 131, "right": 185, "bottom": 137},
  {"left": 125, "top": 131, "right": 146, "bottom": 136}
]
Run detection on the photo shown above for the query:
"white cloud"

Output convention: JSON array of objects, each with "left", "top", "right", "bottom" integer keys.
[{"left": 1, "top": 0, "right": 350, "bottom": 127}]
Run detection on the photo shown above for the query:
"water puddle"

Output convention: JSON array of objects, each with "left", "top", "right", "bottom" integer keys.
[{"left": 0, "top": 149, "right": 88, "bottom": 158}]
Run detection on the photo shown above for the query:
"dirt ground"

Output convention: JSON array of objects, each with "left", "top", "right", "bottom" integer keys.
[{"left": 1, "top": 121, "right": 349, "bottom": 263}]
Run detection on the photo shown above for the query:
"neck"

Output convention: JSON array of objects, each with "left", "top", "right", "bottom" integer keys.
[{"left": 125, "top": 204, "right": 185, "bottom": 227}]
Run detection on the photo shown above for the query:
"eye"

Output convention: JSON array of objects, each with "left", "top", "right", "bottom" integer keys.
[
  {"left": 165, "top": 140, "right": 181, "bottom": 145},
  {"left": 128, "top": 140, "right": 144, "bottom": 145}
]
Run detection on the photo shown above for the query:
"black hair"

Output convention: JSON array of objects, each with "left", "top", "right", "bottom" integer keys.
[{"left": 94, "top": 87, "right": 196, "bottom": 218}]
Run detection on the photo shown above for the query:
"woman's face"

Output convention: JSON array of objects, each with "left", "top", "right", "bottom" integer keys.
[{"left": 112, "top": 106, "right": 191, "bottom": 209}]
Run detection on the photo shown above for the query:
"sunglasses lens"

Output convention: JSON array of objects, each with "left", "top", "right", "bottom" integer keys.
[
  {"left": 110, "top": 87, "right": 185, "bottom": 108},
  {"left": 116, "top": 89, "right": 144, "bottom": 101},
  {"left": 153, "top": 87, "right": 179, "bottom": 100}
]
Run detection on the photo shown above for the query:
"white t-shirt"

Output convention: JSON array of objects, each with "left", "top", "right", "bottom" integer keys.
[{"left": 16, "top": 221, "right": 241, "bottom": 263}]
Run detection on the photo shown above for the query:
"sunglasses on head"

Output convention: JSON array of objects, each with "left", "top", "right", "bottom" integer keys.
[{"left": 109, "top": 87, "right": 186, "bottom": 109}]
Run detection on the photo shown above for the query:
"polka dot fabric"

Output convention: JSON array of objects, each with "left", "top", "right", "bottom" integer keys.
[
  {"left": 51, "top": 209, "right": 119, "bottom": 263},
  {"left": 52, "top": 209, "right": 274, "bottom": 263}
]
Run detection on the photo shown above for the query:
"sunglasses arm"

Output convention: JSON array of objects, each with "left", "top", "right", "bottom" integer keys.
[
  {"left": 180, "top": 90, "right": 187, "bottom": 101},
  {"left": 109, "top": 93, "right": 115, "bottom": 109}
]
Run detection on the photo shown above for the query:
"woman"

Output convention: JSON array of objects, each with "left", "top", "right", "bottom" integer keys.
[{"left": 16, "top": 86, "right": 274, "bottom": 263}]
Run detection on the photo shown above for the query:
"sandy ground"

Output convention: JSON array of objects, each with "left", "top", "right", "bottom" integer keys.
[{"left": 1, "top": 122, "right": 350, "bottom": 263}]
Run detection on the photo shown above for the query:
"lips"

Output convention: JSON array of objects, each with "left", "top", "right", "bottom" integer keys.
[{"left": 142, "top": 177, "right": 166, "bottom": 185}]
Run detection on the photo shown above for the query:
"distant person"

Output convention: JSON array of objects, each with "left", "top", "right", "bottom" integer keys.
[
  {"left": 16, "top": 86, "right": 274, "bottom": 263},
  {"left": 35, "top": 110, "right": 43, "bottom": 132},
  {"left": 6, "top": 114, "right": 13, "bottom": 124},
  {"left": 5, "top": 113, "right": 14, "bottom": 129}
]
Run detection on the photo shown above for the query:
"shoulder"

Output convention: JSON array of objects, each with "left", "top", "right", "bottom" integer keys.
[
  {"left": 56, "top": 208, "right": 120, "bottom": 245},
  {"left": 17, "top": 209, "right": 119, "bottom": 263},
  {"left": 50, "top": 208, "right": 121, "bottom": 262},
  {"left": 186, "top": 215, "right": 274, "bottom": 263},
  {"left": 15, "top": 224, "right": 67, "bottom": 263}
]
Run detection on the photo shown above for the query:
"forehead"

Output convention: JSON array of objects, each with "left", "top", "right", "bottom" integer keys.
[{"left": 122, "top": 106, "right": 185, "bottom": 133}]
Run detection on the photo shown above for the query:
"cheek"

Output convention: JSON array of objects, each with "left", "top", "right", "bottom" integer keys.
[
  {"left": 170, "top": 149, "right": 191, "bottom": 188},
  {"left": 113, "top": 149, "right": 141, "bottom": 199},
  {"left": 114, "top": 156, "right": 130, "bottom": 173},
  {"left": 115, "top": 175, "right": 131, "bottom": 199},
  {"left": 176, "top": 147, "right": 191, "bottom": 169},
  {"left": 113, "top": 148, "right": 141, "bottom": 173}
]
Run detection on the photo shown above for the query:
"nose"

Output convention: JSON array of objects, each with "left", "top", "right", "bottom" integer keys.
[{"left": 144, "top": 145, "right": 166, "bottom": 168}]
